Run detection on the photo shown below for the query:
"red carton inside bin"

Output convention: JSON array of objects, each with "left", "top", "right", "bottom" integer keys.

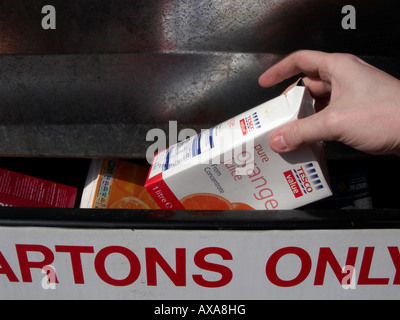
[{"left": 0, "top": 168, "right": 77, "bottom": 208}]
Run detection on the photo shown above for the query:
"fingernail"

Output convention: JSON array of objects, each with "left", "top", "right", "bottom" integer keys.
[{"left": 273, "top": 134, "right": 289, "bottom": 152}]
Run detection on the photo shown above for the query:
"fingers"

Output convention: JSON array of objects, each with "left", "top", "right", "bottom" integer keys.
[
  {"left": 281, "top": 76, "right": 331, "bottom": 98},
  {"left": 301, "top": 76, "right": 331, "bottom": 98},
  {"left": 269, "top": 111, "right": 331, "bottom": 153},
  {"left": 258, "top": 50, "right": 331, "bottom": 88},
  {"left": 261, "top": 50, "right": 342, "bottom": 153}
]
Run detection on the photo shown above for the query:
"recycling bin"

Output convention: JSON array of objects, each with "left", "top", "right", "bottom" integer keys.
[{"left": 0, "top": 0, "right": 399, "bottom": 300}]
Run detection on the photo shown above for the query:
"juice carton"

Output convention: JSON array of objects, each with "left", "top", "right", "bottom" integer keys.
[
  {"left": 80, "top": 159, "right": 160, "bottom": 209},
  {"left": 0, "top": 168, "right": 77, "bottom": 208},
  {"left": 145, "top": 82, "right": 332, "bottom": 210}
]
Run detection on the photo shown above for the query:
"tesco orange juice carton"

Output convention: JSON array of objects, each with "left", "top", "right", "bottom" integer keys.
[{"left": 145, "top": 83, "right": 332, "bottom": 210}]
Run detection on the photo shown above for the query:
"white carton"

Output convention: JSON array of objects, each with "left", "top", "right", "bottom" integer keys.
[{"left": 145, "top": 83, "right": 332, "bottom": 210}]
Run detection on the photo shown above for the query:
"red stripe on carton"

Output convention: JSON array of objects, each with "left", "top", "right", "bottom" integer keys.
[{"left": 145, "top": 173, "right": 185, "bottom": 210}]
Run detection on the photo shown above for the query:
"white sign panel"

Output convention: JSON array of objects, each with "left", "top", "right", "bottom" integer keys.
[{"left": 0, "top": 226, "right": 399, "bottom": 300}]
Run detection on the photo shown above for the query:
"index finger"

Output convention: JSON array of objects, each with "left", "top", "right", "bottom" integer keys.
[{"left": 258, "top": 50, "right": 331, "bottom": 88}]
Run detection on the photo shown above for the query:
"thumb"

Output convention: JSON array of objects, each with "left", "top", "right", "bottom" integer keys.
[{"left": 269, "top": 113, "right": 328, "bottom": 153}]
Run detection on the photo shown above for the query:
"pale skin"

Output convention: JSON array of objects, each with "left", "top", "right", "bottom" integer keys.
[{"left": 258, "top": 50, "right": 400, "bottom": 156}]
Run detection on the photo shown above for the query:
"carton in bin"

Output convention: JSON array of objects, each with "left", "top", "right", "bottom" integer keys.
[{"left": 145, "top": 82, "right": 332, "bottom": 210}]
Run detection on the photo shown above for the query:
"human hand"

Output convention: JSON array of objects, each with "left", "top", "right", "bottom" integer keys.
[{"left": 258, "top": 50, "right": 400, "bottom": 156}]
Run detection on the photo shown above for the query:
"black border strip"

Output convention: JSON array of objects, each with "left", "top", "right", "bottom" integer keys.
[{"left": 0, "top": 208, "right": 399, "bottom": 230}]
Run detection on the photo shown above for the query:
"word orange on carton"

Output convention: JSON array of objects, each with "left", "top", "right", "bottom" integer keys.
[{"left": 145, "top": 83, "right": 332, "bottom": 210}]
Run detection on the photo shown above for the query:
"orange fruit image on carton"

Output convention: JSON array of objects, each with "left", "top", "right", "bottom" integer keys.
[
  {"left": 109, "top": 196, "right": 150, "bottom": 209},
  {"left": 180, "top": 193, "right": 256, "bottom": 210},
  {"left": 91, "top": 159, "right": 160, "bottom": 209},
  {"left": 231, "top": 203, "right": 255, "bottom": 210},
  {"left": 180, "top": 193, "right": 233, "bottom": 210}
]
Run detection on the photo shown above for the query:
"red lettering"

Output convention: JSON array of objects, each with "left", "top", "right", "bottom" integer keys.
[
  {"left": 0, "top": 251, "right": 19, "bottom": 282},
  {"left": 266, "top": 247, "right": 311, "bottom": 287},
  {"left": 94, "top": 246, "right": 140, "bottom": 286},
  {"left": 314, "top": 247, "right": 358, "bottom": 285},
  {"left": 240, "top": 119, "right": 247, "bottom": 135},
  {"left": 304, "top": 182, "right": 313, "bottom": 193},
  {"left": 358, "top": 247, "right": 389, "bottom": 285},
  {"left": 15, "top": 244, "right": 58, "bottom": 283},
  {"left": 145, "top": 248, "right": 186, "bottom": 286},
  {"left": 284, "top": 170, "right": 303, "bottom": 198},
  {"left": 193, "top": 247, "right": 233, "bottom": 288},
  {"left": 6, "top": 243, "right": 400, "bottom": 290},
  {"left": 55, "top": 246, "right": 94, "bottom": 284},
  {"left": 247, "top": 115, "right": 254, "bottom": 131},
  {"left": 297, "top": 166, "right": 305, "bottom": 176},
  {"left": 388, "top": 247, "right": 400, "bottom": 285}
]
